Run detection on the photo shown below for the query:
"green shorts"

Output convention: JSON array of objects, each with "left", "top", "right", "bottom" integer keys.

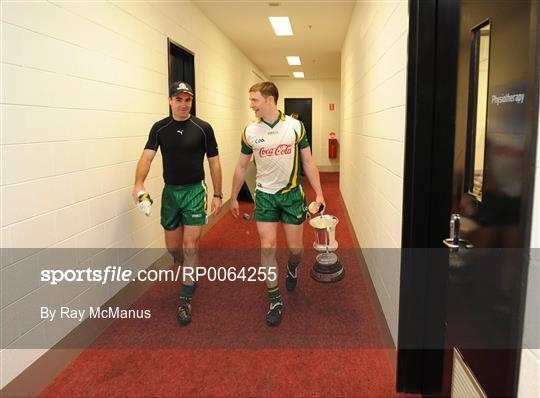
[
  {"left": 161, "top": 182, "right": 208, "bottom": 230},
  {"left": 254, "top": 185, "right": 308, "bottom": 225}
]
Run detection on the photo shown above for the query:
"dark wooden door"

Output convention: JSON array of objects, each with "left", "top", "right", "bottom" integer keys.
[
  {"left": 396, "top": 0, "right": 538, "bottom": 396},
  {"left": 168, "top": 39, "right": 195, "bottom": 115},
  {"left": 443, "top": 1, "right": 537, "bottom": 396},
  {"left": 284, "top": 98, "right": 313, "bottom": 148}
]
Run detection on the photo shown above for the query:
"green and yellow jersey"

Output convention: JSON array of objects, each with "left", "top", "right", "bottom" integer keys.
[{"left": 241, "top": 111, "right": 309, "bottom": 194}]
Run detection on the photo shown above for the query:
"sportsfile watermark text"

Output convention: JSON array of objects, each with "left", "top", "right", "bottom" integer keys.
[{"left": 41, "top": 266, "right": 277, "bottom": 285}]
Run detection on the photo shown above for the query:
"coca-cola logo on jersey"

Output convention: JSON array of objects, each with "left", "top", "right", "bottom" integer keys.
[{"left": 259, "top": 144, "right": 292, "bottom": 157}]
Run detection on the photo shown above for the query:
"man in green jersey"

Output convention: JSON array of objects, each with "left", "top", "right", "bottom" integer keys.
[{"left": 230, "top": 82, "right": 325, "bottom": 326}]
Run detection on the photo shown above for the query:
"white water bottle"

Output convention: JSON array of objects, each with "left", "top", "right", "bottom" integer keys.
[
  {"left": 308, "top": 201, "right": 324, "bottom": 214},
  {"left": 137, "top": 191, "right": 153, "bottom": 216}
]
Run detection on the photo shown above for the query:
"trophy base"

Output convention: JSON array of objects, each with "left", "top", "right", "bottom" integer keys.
[{"left": 310, "top": 253, "right": 345, "bottom": 283}]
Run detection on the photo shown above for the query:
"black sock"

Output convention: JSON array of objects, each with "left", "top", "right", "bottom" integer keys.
[
  {"left": 267, "top": 286, "right": 282, "bottom": 306},
  {"left": 179, "top": 284, "right": 196, "bottom": 304}
]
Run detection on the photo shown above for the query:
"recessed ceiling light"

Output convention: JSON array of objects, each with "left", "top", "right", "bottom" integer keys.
[
  {"left": 269, "top": 17, "right": 293, "bottom": 36},
  {"left": 293, "top": 72, "right": 304, "bottom": 78},
  {"left": 286, "top": 56, "right": 302, "bottom": 66}
]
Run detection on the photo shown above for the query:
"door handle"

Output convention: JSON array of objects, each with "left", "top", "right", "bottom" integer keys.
[{"left": 443, "top": 213, "right": 474, "bottom": 249}]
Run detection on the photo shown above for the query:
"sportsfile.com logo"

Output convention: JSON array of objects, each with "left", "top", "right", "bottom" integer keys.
[
  {"left": 40, "top": 266, "right": 277, "bottom": 285},
  {"left": 259, "top": 144, "right": 292, "bottom": 158}
]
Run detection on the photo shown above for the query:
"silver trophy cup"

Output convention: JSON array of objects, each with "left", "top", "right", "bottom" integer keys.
[{"left": 309, "top": 214, "right": 345, "bottom": 282}]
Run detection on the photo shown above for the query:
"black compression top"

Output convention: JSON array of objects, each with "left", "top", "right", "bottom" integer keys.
[{"left": 144, "top": 115, "right": 218, "bottom": 185}]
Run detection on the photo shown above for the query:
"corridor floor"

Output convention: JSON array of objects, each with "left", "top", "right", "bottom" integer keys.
[{"left": 40, "top": 173, "right": 406, "bottom": 397}]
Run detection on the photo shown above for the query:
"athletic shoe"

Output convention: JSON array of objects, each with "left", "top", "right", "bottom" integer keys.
[
  {"left": 266, "top": 302, "right": 283, "bottom": 326},
  {"left": 285, "top": 264, "right": 298, "bottom": 292},
  {"left": 177, "top": 301, "right": 192, "bottom": 326}
]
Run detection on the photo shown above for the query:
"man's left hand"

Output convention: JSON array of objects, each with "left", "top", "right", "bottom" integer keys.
[{"left": 315, "top": 195, "right": 326, "bottom": 212}]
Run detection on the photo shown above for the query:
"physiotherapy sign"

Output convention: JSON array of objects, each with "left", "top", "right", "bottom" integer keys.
[{"left": 488, "top": 81, "right": 527, "bottom": 135}]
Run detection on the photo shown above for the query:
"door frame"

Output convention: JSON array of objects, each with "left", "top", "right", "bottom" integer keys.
[
  {"left": 396, "top": 0, "right": 540, "bottom": 395},
  {"left": 167, "top": 38, "right": 196, "bottom": 115}
]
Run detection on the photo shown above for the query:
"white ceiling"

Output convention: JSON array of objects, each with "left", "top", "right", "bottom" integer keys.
[{"left": 193, "top": 0, "right": 356, "bottom": 80}]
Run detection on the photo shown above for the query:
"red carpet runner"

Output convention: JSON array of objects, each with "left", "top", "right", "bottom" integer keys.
[{"left": 40, "top": 173, "right": 407, "bottom": 397}]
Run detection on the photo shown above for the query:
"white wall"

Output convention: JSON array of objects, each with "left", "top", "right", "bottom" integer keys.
[
  {"left": 275, "top": 79, "right": 340, "bottom": 171},
  {"left": 0, "top": 0, "right": 263, "bottom": 388},
  {"left": 517, "top": 106, "right": 540, "bottom": 397},
  {"left": 340, "top": 1, "right": 408, "bottom": 344}
]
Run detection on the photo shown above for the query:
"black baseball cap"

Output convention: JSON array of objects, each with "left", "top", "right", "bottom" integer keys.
[{"left": 169, "top": 81, "right": 194, "bottom": 97}]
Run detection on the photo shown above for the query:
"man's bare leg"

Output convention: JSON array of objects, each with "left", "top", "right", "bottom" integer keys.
[
  {"left": 176, "top": 225, "right": 202, "bottom": 325},
  {"left": 257, "top": 221, "right": 283, "bottom": 326},
  {"left": 282, "top": 223, "right": 304, "bottom": 291},
  {"left": 164, "top": 227, "right": 183, "bottom": 271}
]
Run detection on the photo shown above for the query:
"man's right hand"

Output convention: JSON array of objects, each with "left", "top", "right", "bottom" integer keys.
[
  {"left": 230, "top": 199, "right": 240, "bottom": 218},
  {"left": 132, "top": 185, "right": 146, "bottom": 204}
]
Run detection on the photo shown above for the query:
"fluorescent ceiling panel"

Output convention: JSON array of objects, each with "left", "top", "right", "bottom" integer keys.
[
  {"left": 269, "top": 17, "right": 293, "bottom": 36},
  {"left": 286, "top": 56, "right": 302, "bottom": 65}
]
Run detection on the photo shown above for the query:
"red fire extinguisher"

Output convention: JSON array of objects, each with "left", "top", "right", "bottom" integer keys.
[{"left": 328, "top": 132, "right": 338, "bottom": 159}]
